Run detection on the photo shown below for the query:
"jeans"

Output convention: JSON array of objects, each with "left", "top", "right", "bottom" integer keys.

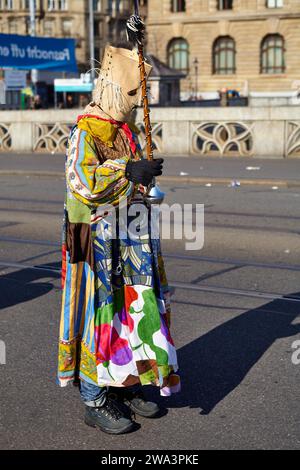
[
  {"left": 79, "top": 380, "right": 107, "bottom": 407},
  {"left": 79, "top": 380, "right": 142, "bottom": 407}
]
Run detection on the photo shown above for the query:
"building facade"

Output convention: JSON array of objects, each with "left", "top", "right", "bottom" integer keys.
[
  {"left": 146, "top": 0, "right": 300, "bottom": 98},
  {"left": 0, "top": 0, "right": 143, "bottom": 72}
]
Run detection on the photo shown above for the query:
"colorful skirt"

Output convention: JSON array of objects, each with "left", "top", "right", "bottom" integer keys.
[{"left": 58, "top": 209, "right": 180, "bottom": 396}]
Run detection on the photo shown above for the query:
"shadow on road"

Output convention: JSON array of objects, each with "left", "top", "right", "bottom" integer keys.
[
  {"left": 0, "top": 262, "right": 61, "bottom": 311},
  {"left": 1, "top": 264, "right": 300, "bottom": 417},
  {"left": 155, "top": 294, "right": 300, "bottom": 415}
]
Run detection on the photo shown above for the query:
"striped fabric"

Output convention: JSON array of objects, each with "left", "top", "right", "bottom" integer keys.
[
  {"left": 57, "top": 115, "right": 180, "bottom": 396},
  {"left": 67, "top": 128, "right": 134, "bottom": 207}
]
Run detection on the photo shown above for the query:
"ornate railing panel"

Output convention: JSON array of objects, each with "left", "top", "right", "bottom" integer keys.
[
  {"left": 191, "top": 121, "right": 254, "bottom": 157},
  {"left": 33, "top": 122, "right": 73, "bottom": 153},
  {"left": 0, "top": 109, "right": 299, "bottom": 158},
  {"left": 0, "top": 123, "right": 12, "bottom": 151},
  {"left": 136, "top": 122, "right": 163, "bottom": 154},
  {"left": 286, "top": 121, "right": 300, "bottom": 157}
]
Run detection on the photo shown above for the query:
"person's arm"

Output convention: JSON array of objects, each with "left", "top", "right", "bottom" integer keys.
[{"left": 66, "top": 127, "right": 134, "bottom": 207}]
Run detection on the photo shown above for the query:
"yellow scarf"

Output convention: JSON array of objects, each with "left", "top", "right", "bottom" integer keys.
[
  {"left": 77, "top": 116, "right": 140, "bottom": 149},
  {"left": 77, "top": 117, "right": 117, "bottom": 147}
]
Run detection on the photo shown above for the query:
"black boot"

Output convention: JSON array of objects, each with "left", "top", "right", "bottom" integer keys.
[
  {"left": 109, "top": 387, "right": 160, "bottom": 418},
  {"left": 84, "top": 397, "right": 134, "bottom": 434}
]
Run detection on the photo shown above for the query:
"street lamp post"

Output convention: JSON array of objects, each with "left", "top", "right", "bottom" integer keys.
[
  {"left": 29, "top": 0, "right": 38, "bottom": 92},
  {"left": 88, "top": 0, "right": 95, "bottom": 84},
  {"left": 193, "top": 57, "right": 199, "bottom": 101}
]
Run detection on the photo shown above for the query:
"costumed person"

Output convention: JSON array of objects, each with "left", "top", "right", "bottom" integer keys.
[{"left": 57, "top": 13, "right": 180, "bottom": 436}]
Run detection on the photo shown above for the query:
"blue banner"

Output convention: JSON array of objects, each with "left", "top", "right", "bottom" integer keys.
[{"left": 0, "top": 33, "right": 77, "bottom": 72}]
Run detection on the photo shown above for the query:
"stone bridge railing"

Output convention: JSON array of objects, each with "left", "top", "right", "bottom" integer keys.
[{"left": 0, "top": 107, "right": 300, "bottom": 158}]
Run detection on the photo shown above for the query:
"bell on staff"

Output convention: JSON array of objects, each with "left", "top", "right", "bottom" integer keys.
[{"left": 144, "top": 179, "right": 165, "bottom": 205}]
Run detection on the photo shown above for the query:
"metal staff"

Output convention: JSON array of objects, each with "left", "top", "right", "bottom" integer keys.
[{"left": 126, "top": 2, "right": 165, "bottom": 204}]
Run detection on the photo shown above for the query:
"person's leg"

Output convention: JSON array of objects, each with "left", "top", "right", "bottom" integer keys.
[
  {"left": 79, "top": 380, "right": 107, "bottom": 407},
  {"left": 80, "top": 380, "right": 134, "bottom": 435}
]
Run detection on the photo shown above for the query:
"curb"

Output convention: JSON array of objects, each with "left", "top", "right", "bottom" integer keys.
[
  {"left": 0, "top": 170, "right": 64, "bottom": 178},
  {"left": 158, "top": 176, "right": 300, "bottom": 188},
  {"left": 1, "top": 169, "right": 300, "bottom": 188}
]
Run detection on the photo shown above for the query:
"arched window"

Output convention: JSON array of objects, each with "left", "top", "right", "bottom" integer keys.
[
  {"left": 261, "top": 34, "right": 285, "bottom": 74},
  {"left": 167, "top": 38, "right": 189, "bottom": 73},
  {"left": 213, "top": 36, "right": 236, "bottom": 74}
]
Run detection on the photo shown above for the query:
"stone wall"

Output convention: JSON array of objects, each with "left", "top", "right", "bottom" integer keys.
[{"left": 0, "top": 107, "right": 300, "bottom": 158}]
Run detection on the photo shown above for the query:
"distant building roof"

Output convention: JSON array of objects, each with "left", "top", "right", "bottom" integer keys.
[{"left": 145, "top": 54, "right": 186, "bottom": 79}]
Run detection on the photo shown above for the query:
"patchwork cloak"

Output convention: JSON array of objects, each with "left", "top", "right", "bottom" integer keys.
[{"left": 57, "top": 114, "right": 180, "bottom": 396}]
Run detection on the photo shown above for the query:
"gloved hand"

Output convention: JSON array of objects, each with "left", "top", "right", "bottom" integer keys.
[{"left": 125, "top": 158, "right": 164, "bottom": 186}]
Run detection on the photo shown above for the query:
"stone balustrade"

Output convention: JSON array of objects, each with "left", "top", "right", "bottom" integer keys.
[{"left": 0, "top": 106, "right": 300, "bottom": 158}]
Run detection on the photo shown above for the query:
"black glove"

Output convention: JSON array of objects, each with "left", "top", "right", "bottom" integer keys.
[{"left": 125, "top": 158, "right": 164, "bottom": 186}]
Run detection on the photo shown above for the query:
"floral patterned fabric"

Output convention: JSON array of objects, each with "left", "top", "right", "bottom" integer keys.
[{"left": 58, "top": 115, "right": 180, "bottom": 396}]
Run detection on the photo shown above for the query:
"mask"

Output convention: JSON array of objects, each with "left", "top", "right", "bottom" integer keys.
[{"left": 92, "top": 45, "right": 152, "bottom": 122}]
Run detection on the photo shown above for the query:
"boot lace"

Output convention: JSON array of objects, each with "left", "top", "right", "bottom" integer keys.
[{"left": 100, "top": 397, "right": 122, "bottom": 421}]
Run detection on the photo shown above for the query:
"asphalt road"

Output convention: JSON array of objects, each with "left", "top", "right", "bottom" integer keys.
[
  {"left": 2, "top": 152, "right": 300, "bottom": 184},
  {"left": 0, "top": 172, "right": 300, "bottom": 450}
]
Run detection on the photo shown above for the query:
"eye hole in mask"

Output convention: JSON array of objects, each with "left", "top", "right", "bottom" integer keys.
[{"left": 128, "top": 88, "right": 138, "bottom": 96}]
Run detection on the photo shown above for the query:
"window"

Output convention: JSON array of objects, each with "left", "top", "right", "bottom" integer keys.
[
  {"left": 95, "top": 46, "right": 100, "bottom": 61},
  {"left": 213, "top": 36, "right": 236, "bottom": 74},
  {"left": 8, "top": 18, "right": 18, "bottom": 33},
  {"left": 107, "top": 0, "right": 123, "bottom": 14},
  {"left": 44, "top": 19, "right": 54, "bottom": 36},
  {"left": 107, "top": 0, "right": 130, "bottom": 14},
  {"left": 217, "top": 0, "right": 233, "bottom": 10},
  {"left": 266, "top": 0, "right": 283, "bottom": 7},
  {"left": 94, "top": 20, "right": 103, "bottom": 38},
  {"left": 0, "top": 0, "right": 14, "bottom": 9},
  {"left": 58, "top": 0, "right": 67, "bottom": 10},
  {"left": 119, "top": 0, "right": 131, "bottom": 13},
  {"left": 167, "top": 38, "right": 189, "bottom": 73},
  {"left": 261, "top": 34, "right": 285, "bottom": 74},
  {"left": 23, "top": 0, "right": 37, "bottom": 9},
  {"left": 48, "top": 0, "right": 67, "bottom": 10},
  {"left": 171, "top": 0, "right": 186, "bottom": 12},
  {"left": 93, "top": 0, "right": 102, "bottom": 11},
  {"left": 25, "top": 17, "right": 29, "bottom": 33},
  {"left": 62, "top": 18, "right": 72, "bottom": 36}
]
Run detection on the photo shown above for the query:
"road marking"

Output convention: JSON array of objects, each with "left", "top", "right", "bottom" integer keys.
[
  {"left": 0, "top": 236, "right": 300, "bottom": 272},
  {"left": 1, "top": 259, "right": 300, "bottom": 303}
]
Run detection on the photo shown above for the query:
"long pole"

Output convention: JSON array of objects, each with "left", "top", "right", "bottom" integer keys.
[
  {"left": 128, "top": 1, "right": 165, "bottom": 203},
  {"left": 88, "top": 0, "right": 95, "bottom": 84},
  {"left": 29, "top": 0, "right": 35, "bottom": 35},
  {"left": 29, "top": 0, "right": 38, "bottom": 90},
  {"left": 133, "top": 0, "right": 153, "bottom": 161},
  {"left": 138, "top": 43, "right": 153, "bottom": 161}
]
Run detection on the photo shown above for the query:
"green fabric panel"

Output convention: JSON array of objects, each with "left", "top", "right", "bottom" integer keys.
[
  {"left": 67, "top": 197, "right": 91, "bottom": 224},
  {"left": 95, "top": 288, "right": 125, "bottom": 327},
  {"left": 95, "top": 302, "right": 115, "bottom": 327},
  {"left": 139, "top": 368, "right": 157, "bottom": 385},
  {"left": 138, "top": 288, "right": 168, "bottom": 365}
]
